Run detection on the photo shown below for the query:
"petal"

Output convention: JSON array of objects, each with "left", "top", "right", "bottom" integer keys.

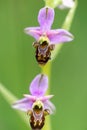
[
  {"left": 62, "top": 0, "right": 74, "bottom": 8},
  {"left": 12, "top": 98, "right": 33, "bottom": 112},
  {"left": 24, "top": 94, "right": 36, "bottom": 102},
  {"left": 58, "top": 0, "right": 74, "bottom": 9},
  {"left": 38, "top": 7, "right": 54, "bottom": 31},
  {"left": 30, "top": 74, "right": 48, "bottom": 97},
  {"left": 47, "top": 29, "right": 74, "bottom": 44},
  {"left": 44, "top": 100, "right": 56, "bottom": 114},
  {"left": 24, "top": 27, "right": 41, "bottom": 40},
  {"left": 39, "top": 95, "right": 54, "bottom": 102}
]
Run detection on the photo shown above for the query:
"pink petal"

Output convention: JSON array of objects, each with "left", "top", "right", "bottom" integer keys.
[
  {"left": 39, "top": 95, "right": 54, "bottom": 102},
  {"left": 24, "top": 94, "right": 36, "bottom": 102},
  {"left": 24, "top": 27, "right": 41, "bottom": 40},
  {"left": 47, "top": 29, "right": 74, "bottom": 44},
  {"left": 44, "top": 100, "right": 56, "bottom": 114},
  {"left": 38, "top": 7, "right": 54, "bottom": 31},
  {"left": 30, "top": 74, "right": 48, "bottom": 97},
  {"left": 12, "top": 98, "right": 33, "bottom": 112}
]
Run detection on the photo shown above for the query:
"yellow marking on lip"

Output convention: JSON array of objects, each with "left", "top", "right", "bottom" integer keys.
[
  {"left": 38, "top": 36, "right": 49, "bottom": 45},
  {"left": 32, "top": 100, "right": 44, "bottom": 109}
]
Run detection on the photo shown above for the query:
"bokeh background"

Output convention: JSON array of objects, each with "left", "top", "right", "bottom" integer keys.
[{"left": 0, "top": 0, "right": 87, "bottom": 130}]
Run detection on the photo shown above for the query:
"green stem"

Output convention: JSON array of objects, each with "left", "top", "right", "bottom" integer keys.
[
  {"left": 0, "top": 84, "right": 29, "bottom": 127},
  {"left": 41, "top": 62, "right": 52, "bottom": 130},
  {"left": 41, "top": 62, "right": 51, "bottom": 83}
]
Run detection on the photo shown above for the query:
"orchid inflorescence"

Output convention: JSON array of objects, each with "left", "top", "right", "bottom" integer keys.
[{"left": 12, "top": 0, "right": 75, "bottom": 130}]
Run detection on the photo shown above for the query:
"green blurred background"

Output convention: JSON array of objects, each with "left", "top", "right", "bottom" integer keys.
[{"left": 0, "top": 0, "right": 87, "bottom": 130}]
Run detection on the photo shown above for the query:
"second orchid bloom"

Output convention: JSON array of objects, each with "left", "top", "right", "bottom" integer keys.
[
  {"left": 24, "top": 7, "right": 73, "bottom": 65},
  {"left": 12, "top": 74, "right": 55, "bottom": 130}
]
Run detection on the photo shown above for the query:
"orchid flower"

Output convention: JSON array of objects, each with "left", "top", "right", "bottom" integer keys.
[
  {"left": 24, "top": 7, "right": 73, "bottom": 45},
  {"left": 12, "top": 74, "right": 55, "bottom": 114}
]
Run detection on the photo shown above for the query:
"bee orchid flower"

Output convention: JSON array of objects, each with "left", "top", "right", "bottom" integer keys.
[
  {"left": 12, "top": 74, "right": 55, "bottom": 129},
  {"left": 24, "top": 7, "right": 73, "bottom": 45},
  {"left": 24, "top": 7, "right": 74, "bottom": 65},
  {"left": 12, "top": 74, "right": 55, "bottom": 114}
]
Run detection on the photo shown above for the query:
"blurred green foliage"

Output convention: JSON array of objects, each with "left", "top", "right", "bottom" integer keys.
[{"left": 0, "top": 0, "right": 87, "bottom": 130}]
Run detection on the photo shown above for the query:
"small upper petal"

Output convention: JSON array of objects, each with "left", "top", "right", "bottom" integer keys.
[
  {"left": 39, "top": 95, "right": 54, "bottom": 102},
  {"left": 24, "top": 27, "right": 41, "bottom": 40},
  {"left": 12, "top": 98, "right": 33, "bottom": 112},
  {"left": 30, "top": 74, "right": 48, "bottom": 97},
  {"left": 24, "top": 94, "right": 36, "bottom": 102},
  {"left": 47, "top": 29, "right": 74, "bottom": 44},
  {"left": 38, "top": 7, "right": 54, "bottom": 31}
]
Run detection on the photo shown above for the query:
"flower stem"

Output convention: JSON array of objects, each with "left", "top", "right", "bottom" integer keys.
[
  {"left": 41, "top": 62, "right": 52, "bottom": 130},
  {"left": 0, "top": 83, "right": 29, "bottom": 127},
  {"left": 41, "top": 62, "right": 51, "bottom": 84}
]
